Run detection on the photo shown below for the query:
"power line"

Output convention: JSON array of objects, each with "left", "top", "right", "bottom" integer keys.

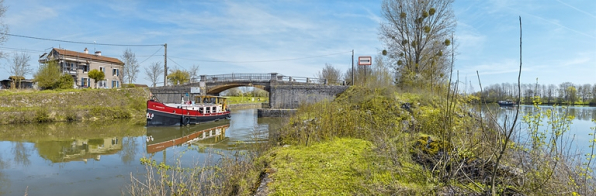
[
  {"left": 0, "top": 46, "right": 46, "bottom": 53},
  {"left": 167, "top": 57, "right": 182, "bottom": 70},
  {"left": 3, "top": 33, "right": 164, "bottom": 47},
  {"left": 168, "top": 50, "right": 352, "bottom": 63},
  {"left": 139, "top": 47, "right": 163, "bottom": 64}
]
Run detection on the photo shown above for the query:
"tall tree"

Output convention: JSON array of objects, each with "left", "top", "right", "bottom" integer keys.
[
  {"left": 188, "top": 64, "right": 200, "bottom": 83},
  {"left": 371, "top": 55, "right": 393, "bottom": 87},
  {"left": 8, "top": 52, "right": 32, "bottom": 88},
  {"left": 316, "top": 63, "right": 341, "bottom": 85},
  {"left": 379, "top": 0, "right": 455, "bottom": 87},
  {"left": 120, "top": 48, "right": 139, "bottom": 84},
  {"left": 167, "top": 69, "right": 190, "bottom": 86},
  {"left": 88, "top": 69, "right": 105, "bottom": 89},
  {"left": 145, "top": 62, "right": 163, "bottom": 87},
  {"left": 581, "top": 84, "right": 591, "bottom": 102}
]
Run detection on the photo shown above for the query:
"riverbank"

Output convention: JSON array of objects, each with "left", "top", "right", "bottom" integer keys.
[
  {"left": 242, "top": 86, "right": 595, "bottom": 195},
  {"left": 0, "top": 88, "right": 149, "bottom": 125},
  {"left": 0, "top": 89, "right": 276, "bottom": 125}
]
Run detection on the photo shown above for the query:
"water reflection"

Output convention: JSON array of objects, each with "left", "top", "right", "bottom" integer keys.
[
  {"left": 485, "top": 105, "right": 596, "bottom": 151},
  {"left": 35, "top": 137, "right": 122, "bottom": 163},
  {"left": 12, "top": 142, "right": 31, "bottom": 166},
  {"left": 0, "top": 109, "right": 282, "bottom": 196},
  {"left": 146, "top": 120, "right": 230, "bottom": 153},
  {"left": 0, "top": 121, "right": 146, "bottom": 164},
  {"left": 119, "top": 137, "right": 139, "bottom": 165}
]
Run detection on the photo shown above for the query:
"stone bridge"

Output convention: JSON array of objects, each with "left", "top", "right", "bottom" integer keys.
[{"left": 149, "top": 73, "right": 349, "bottom": 109}]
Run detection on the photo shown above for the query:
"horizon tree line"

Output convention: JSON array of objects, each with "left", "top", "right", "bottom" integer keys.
[{"left": 475, "top": 81, "right": 596, "bottom": 105}]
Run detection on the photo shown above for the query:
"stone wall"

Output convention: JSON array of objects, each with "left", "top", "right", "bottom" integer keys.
[
  {"left": 149, "top": 86, "right": 192, "bottom": 103},
  {"left": 269, "top": 85, "right": 349, "bottom": 109},
  {"left": 257, "top": 109, "right": 297, "bottom": 117}
]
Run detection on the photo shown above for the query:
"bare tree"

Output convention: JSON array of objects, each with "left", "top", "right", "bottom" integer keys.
[
  {"left": 9, "top": 52, "right": 32, "bottom": 88},
  {"left": 316, "top": 63, "right": 341, "bottom": 85},
  {"left": 370, "top": 55, "right": 393, "bottom": 87},
  {"left": 379, "top": 0, "right": 455, "bottom": 87},
  {"left": 121, "top": 48, "right": 139, "bottom": 84},
  {"left": 188, "top": 64, "right": 200, "bottom": 83},
  {"left": 581, "top": 83, "right": 591, "bottom": 102},
  {"left": 144, "top": 62, "right": 163, "bottom": 87}
]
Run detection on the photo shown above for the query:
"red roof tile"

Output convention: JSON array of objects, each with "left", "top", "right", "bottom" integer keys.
[{"left": 52, "top": 48, "right": 124, "bottom": 65}]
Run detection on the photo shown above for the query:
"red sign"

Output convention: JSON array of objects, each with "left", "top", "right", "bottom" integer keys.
[{"left": 358, "top": 56, "right": 372, "bottom": 66}]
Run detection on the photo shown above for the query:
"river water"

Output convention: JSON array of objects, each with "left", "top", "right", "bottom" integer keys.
[
  {"left": 0, "top": 109, "right": 281, "bottom": 196},
  {"left": 486, "top": 105, "right": 596, "bottom": 154}
]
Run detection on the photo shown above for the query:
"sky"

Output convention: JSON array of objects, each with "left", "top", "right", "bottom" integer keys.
[{"left": 1, "top": 0, "right": 594, "bottom": 90}]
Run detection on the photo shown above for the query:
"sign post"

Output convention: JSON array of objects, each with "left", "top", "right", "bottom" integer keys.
[{"left": 358, "top": 56, "right": 372, "bottom": 85}]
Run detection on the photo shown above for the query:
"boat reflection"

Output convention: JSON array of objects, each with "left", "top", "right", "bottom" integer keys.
[{"left": 146, "top": 120, "right": 230, "bottom": 153}]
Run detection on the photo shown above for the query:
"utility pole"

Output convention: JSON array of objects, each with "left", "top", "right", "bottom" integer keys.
[
  {"left": 351, "top": 50, "right": 354, "bottom": 86},
  {"left": 164, "top": 43, "right": 167, "bottom": 86}
]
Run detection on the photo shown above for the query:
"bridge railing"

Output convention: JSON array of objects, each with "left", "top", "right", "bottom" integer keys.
[
  {"left": 199, "top": 73, "right": 346, "bottom": 85},
  {"left": 202, "top": 73, "right": 272, "bottom": 82}
]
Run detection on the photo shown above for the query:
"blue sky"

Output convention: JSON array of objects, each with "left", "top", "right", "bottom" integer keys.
[{"left": 1, "top": 0, "right": 594, "bottom": 90}]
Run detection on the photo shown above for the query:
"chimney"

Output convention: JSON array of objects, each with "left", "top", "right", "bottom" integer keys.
[
  {"left": 95, "top": 51, "right": 101, "bottom": 56},
  {"left": 84, "top": 48, "right": 88, "bottom": 54}
]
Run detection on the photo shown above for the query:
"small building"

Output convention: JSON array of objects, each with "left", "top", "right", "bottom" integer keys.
[
  {"left": 39, "top": 48, "right": 125, "bottom": 89},
  {"left": 0, "top": 76, "right": 35, "bottom": 89}
]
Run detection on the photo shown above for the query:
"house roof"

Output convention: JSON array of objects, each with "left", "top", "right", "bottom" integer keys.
[{"left": 51, "top": 48, "right": 124, "bottom": 65}]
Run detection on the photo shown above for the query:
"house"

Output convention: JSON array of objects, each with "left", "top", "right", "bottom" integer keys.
[{"left": 39, "top": 48, "right": 124, "bottom": 88}]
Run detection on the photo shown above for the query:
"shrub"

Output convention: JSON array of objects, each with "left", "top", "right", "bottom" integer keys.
[
  {"left": 34, "top": 108, "right": 51, "bottom": 123},
  {"left": 34, "top": 61, "right": 61, "bottom": 90},
  {"left": 56, "top": 74, "right": 74, "bottom": 89}
]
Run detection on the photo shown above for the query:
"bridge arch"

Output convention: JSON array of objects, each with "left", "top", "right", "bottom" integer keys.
[{"left": 207, "top": 83, "right": 269, "bottom": 95}]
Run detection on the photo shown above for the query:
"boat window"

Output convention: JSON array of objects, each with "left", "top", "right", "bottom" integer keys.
[{"left": 212, "top": 106, "right": 216, "bottom": 112}]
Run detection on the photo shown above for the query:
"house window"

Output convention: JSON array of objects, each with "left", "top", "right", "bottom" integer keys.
[
  {"left": 99, "top": 67, "right": 104, "bottom": 73},
  {"left": 82, "top": 64, "right": 89, "bottom": 73},
  {"left": 112, "top": 80, "right": 119, "bottom": 88},
  {"left": 112, "top": 68, "right": 119, "bottom": 76},
  {"left": 98, "top": 80, "right": 107, "bottom": 88},
  {"left": 81, "top": 77, "right": 88, "bottom": 87}
]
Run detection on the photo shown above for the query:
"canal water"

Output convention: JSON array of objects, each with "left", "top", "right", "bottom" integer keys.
[
  {"left": 0, "top": 109, "right": 282, "bottom": 196},
  {"left": 486, "top": 105, "right": 596, "bottom": 154}
]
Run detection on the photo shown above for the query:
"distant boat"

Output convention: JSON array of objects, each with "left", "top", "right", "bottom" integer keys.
[{"left": 498, "top": 100, "right": 517, "bottom": 107}]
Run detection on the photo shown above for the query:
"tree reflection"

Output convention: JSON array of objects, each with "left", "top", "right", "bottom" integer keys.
[
  {"left": 12, "top": 142, "right": 31, "bottom": 167},
  {"left": 118, "top": 137, "right": 138, "bottom": 165},
  {"left": 0, "top": 153, "right": 10, "bottom": 195}
]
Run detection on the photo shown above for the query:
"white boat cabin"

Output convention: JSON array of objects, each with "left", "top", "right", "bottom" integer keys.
[{"left": 164, "top": 95, "right": 228, "bottom": 114}]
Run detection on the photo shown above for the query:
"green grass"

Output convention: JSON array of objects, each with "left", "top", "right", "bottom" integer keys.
[
  {"left": 0, "top": 88, "right": 149, "bottom": 124},
  {"left": 225, "top": 96, "right": 268, "bottom": 105}
]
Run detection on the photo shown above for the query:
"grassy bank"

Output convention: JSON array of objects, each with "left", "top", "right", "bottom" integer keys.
[
  {"left": 249, "top": 86, "right": 595, "bottom": 195},
  {"left": 224, "top": 96, "right": 268, "bottom": 105},
  {"left": 0, "top": 88, "right": 150, "bottom": 124}
]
